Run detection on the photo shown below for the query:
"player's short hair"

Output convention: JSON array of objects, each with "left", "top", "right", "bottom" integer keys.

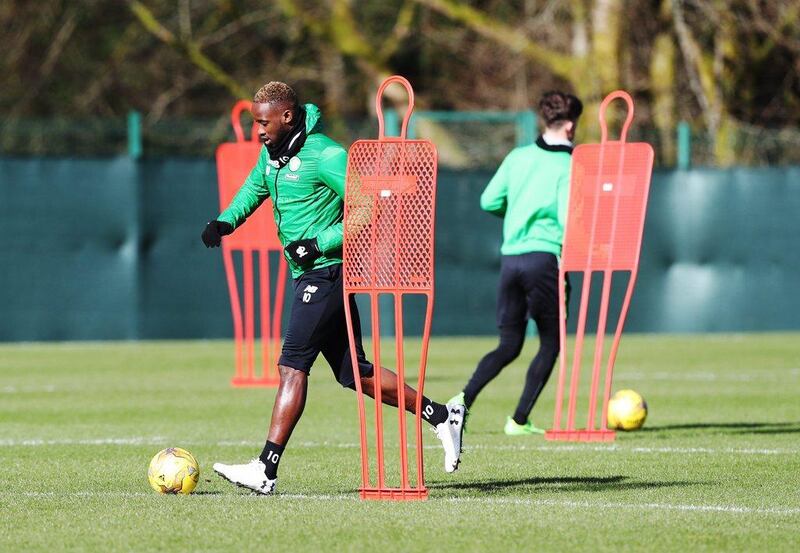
[
  {"left": 539, "top": 91, "right": 583, "bottom": 128},
  {"left": 253, "top": 81, "right": 299, "bottom": 111}
]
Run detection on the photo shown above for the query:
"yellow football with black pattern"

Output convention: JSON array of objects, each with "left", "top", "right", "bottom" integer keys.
[
  {"left": 607, "top": 389, "right": 648, "bottom": 431},
  {"left": 147, "top": 447, "right": 200, "bottom": 495}
]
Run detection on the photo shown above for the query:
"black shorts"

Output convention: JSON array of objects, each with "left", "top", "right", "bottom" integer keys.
[
  {"left": 278, "top": 263, "right": 374, "bottom": 387},
  {"left": 496, "top": 252, "right": 566, "bottom": 328}
]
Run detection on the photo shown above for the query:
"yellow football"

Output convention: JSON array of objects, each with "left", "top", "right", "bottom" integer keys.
[
  {"left": 607, "top": 389, "right": 648, "bottom": 431},
  {"left": 147, "top": 447, "right": 200, "bottom": 495}
]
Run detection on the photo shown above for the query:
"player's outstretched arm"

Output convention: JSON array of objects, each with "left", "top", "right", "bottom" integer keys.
[{"left": 202, "top": 147, "right": 271, "bottom": 248}]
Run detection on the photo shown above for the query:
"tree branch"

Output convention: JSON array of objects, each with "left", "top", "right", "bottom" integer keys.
[
  {"left": 197, "top": 9, "right": 273, "bottom": 49},
  {"left": 146, "top": 73, "right": 205, "bottom": 123},
  {"left": 412, "top": 0, "right": 577, "bottom": 81},
  {"left": 9, "top": 7, "right": 78, "bottom": 116},
  {"left": 128, "top": 1, "right": 249, "bottom": 99},
  {"left": 275, "top": 0, "right": 391, "bottom": 93},
  {"left": 377, "top": 0, "right": 416, "bottom": 63},
  {"left": 671, "top": 0, "right": 715, "bottom": 131}
]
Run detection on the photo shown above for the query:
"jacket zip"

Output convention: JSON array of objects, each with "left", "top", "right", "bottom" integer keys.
[{"left": 272, "top": 168, "right": 282, "bottom": 241}]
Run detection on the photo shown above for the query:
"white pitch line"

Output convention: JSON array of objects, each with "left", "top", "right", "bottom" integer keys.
[
  {"left": 458, "top": 443, "right": 800, "bottom": 456},
  {"left": 444, "top": 496, "right": 800, "bottom": 516},
  {"left": 615, "top": 369, "right": 800, "bottom": 382},
  {"left": 9, "top": 491, "right": 155, "bottom": 498},
  {"left": 1, "top": 438, "right": 797, "bottom": 456},
  {"left": 222, "top": 441, "right": 800, "bottom": 456},
  {"left": 0, "top": 437, "right": 170, "bottom": 447},
  {"left": 1, "top": 385, "right": 57, "bottom": 393},
  {"left": 3, "top": 491, "right": 798, "bottom": 516}
]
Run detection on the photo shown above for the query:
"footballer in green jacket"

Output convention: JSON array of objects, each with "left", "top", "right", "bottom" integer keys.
[
  {"left": 450, "top": 91, "right": 583, "bottom": 436},
  {"left": 202, "top": 82, "right": 465, "bottom": 494}
]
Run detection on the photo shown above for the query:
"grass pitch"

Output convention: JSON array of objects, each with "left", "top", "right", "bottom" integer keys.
[{"left": 1, "top": 334, "right": 799, "bottom": 552}]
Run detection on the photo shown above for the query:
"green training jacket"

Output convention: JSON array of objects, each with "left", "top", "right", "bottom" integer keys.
[
  {"left": 480, "top": 139, "right": 572, "bottom": 257},
  {"left": 217, "top": 104, "right": 346, "bottom": 278}
]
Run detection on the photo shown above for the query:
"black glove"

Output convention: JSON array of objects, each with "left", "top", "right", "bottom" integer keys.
[
  {"left": 285, "top": 238, "right": 322, "bottom": 268},
  {"left": 201, "top": 220, "right": 233, "bottom": 248}
]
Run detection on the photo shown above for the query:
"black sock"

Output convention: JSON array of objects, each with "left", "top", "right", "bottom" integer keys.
[
  {"left": 421, "top": 397, "right": 448, "bottom": 426},
  {"left": 259, "top": 441, "right": 285, "bottom": 479}
]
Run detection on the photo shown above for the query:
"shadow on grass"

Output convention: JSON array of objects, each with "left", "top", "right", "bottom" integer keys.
[
  {"left": 425, "top": 475, "right": 705, "bottom": 494},
  {"left": 193, "top": 491, "right": 223, "bottom": 495},
  {"left": 641, "top": 422, "right": 800, "bottom": 435}
]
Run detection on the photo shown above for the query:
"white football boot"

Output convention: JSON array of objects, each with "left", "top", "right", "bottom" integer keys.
[
  {"left": 213, "top": 459, "right": 276, "bottom": 495},
  {"left": 434, "top": 400, "right": 466, "bottom": 473}
]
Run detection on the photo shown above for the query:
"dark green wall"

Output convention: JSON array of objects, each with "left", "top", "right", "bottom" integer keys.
[
  {"left": 633, "top": 168, "right": 800, "bottom": 332},
  {"left": 1, "top": 157, "right": 798, "bottom": 341},
  {"left": 0, "top": 157, "right": 229, "bottom": 341}
]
